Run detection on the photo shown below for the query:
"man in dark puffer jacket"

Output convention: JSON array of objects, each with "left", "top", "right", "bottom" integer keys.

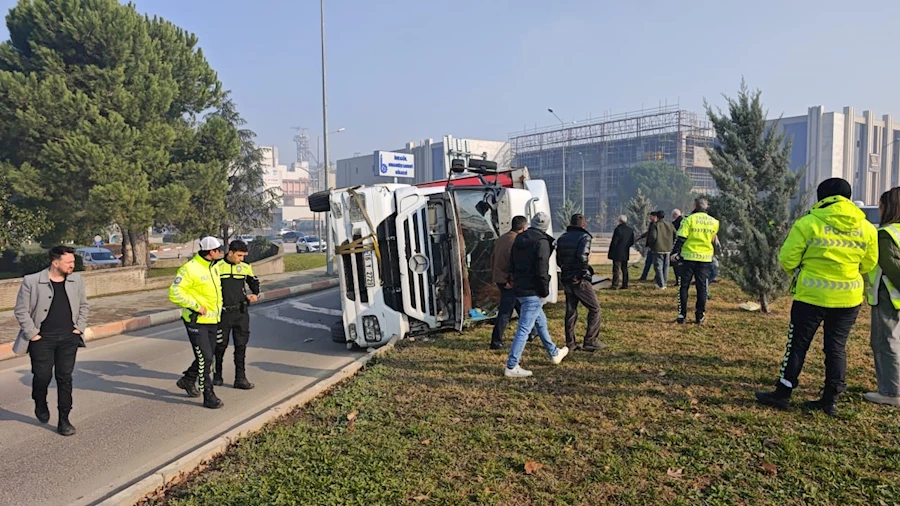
[
  {"left": 504, "top": 212, "right": 569, "bottom": 378},
  {"left": 556, "top": 214, "right": 604, "bottom": 351}
]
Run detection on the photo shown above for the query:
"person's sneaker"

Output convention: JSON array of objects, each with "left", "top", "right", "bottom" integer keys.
[
  {"left": 489, "top": 342, "right": 506, "bottom": 350},
  {"left": 504, "top": 365, "right": 533, "bottom": 378},
  {"left": 582, "top": 343, "right": 606, "bottom": 353},
  {"left": 57, "top": 415, "right": 76, "bottom": 436},
  {"left": 863, "top": 392, "right": 900, "bottom": 406},
  {"left": 35, "top": 401, "right": 50, "bottom": 424},
  {"left": 696, "top": 313, "right": 707, "bottom": 326},
  {"left": 656, "top": 286, "right": 666, "bottom": 290},
  {"left": 551, "top": 346, "right": 570, "bottom": 365},
  {"left": 203, "top": 391, "right": 224, "bottom": 409},
  {"left": 176, "top": 377, "right": 201, "bottom": 398},
  {"left": 213, "top": 375, "right": 224, "bottom": 387},
  {"left": 676, "top": 315, "right": 687, "bottom": 325},
  {"left": 755, "top": 383, "right": 793, "bottom": 410},
  {"left": 233, "top": 378, "right": 255, "bottom": 390}
]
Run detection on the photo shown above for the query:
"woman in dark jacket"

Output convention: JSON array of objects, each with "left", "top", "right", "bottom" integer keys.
[
  {"left": 608, "top": 215, "right": 635, "bottom": 289},
  {"left": 866, "top": 187, "right": 900, "bottom": 407}
]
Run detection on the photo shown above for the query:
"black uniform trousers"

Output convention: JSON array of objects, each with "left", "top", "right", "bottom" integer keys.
[
  {"left": 215, "top": 307, "right": 251, "bottom": 379},
  {"left": 29, "top": 333, "right": 79, "bottom": 413},
  {"left": 678, "top": 261, "right": 711, "bottom": 320},
  {"left": 779, "top": 301, "right": 860, "bottom": 395},
  {"left": 182, "top": 321, "right": 218, "bottom": 393}
]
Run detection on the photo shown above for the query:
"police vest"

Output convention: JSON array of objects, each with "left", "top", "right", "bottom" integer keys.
[
  {"left": 868, "top": 224, "right": 900, "bottom": 310},
  {"left": 677, "top": 212, "right": 720, "bottom": 263},
  {"left": 168, "top": 254, "right": 222, "bottom": 324}
]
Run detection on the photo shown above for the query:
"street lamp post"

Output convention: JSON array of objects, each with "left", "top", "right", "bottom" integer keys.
[
  {"left": 548, "top": 108, "right": 567, "bottom": 208},
  {"left": 320, "top": 0, "right": 335, "bottom": 276},
  {"left": 314, "top": 127, "right": 344, "bottom": 243}
]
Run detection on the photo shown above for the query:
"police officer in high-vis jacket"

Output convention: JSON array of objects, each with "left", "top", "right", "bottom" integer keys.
[
  {"left": 214, "top": 240, "right": 260, "bottom": 390},
  {"left": 756, "top": 178, "right": 878, "bottom": 416},
  {"left": 671, "top": 198, "right": 720, "bottom": 325},
  {"left": 170, "top": 236, "right": 225, "bottom": 409}
]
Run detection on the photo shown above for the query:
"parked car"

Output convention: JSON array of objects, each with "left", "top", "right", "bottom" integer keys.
[
  {"left": 296, "top": 236, "right": 324, "bottom": 253},
  {"left": 282, "top": 231, "right": 303, "bottom": 243},
  {"left": 75, "top": 247, "right": 120, "bottom": 267},
  {"left": 237, "top": 234, "right": 256, "bottom": 243},
  {"left": 859, "top": 205, "right": 879, "bottom": 226}
]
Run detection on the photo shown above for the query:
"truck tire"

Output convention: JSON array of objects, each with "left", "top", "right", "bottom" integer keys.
[
  {"left": 309, "top": 191, "right": 331, "bottom": 213},
  {"left": 331, "top": 321, "right": 347, "bottom": 343}
]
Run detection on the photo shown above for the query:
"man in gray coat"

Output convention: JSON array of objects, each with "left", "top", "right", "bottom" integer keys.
[{"left": 13, "top": 246, "right": 89, "bottom": 436}]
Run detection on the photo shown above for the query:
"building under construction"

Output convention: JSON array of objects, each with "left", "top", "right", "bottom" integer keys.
[{"left": 509, "top": 105, "right": 717, "bottom": 229}]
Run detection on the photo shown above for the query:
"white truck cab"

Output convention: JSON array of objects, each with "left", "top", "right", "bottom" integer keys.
[{"left": 312, "top": 161, "right": 557, "bottom": 349}]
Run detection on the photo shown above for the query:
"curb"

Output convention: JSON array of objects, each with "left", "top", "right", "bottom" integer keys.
[
  {"left": 0, "top": 278, "right": 340, "bottom": 362},
  {"left": 100, "top": 335, "right": 400, "bottom": 506}
]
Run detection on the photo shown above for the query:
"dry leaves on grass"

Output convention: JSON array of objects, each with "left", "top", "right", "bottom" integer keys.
[
  {"left": 763, "top": 438, "right": 779, "bottom": 448},
  {"left": 412, "top": 494, "right": 430, "bottom": 502},
  {"left": 666, "top": 468, "right": 684, "bottom": 479},
  {"left": 761, "top": 462, "right": 778, "bottom": 476},
  {"left": 524, "top": 461, "right": 544, "bottom": 475}
]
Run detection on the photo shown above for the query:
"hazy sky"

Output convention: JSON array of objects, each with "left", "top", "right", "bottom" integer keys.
[{"left": 2, "top": 0, "right": 899, "bottom": 164}]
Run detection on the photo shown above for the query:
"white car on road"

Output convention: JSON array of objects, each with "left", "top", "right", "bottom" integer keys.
[
  {"left": 75, "top": 247, "right": 120, "bottom": 267},
  {"left": 296, "top": 236, "right": 324, "bottom": 253}
]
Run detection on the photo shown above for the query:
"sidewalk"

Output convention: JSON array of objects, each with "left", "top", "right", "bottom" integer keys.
[{"left": 0, "top": 267, "right": 334, "bottom": 346}]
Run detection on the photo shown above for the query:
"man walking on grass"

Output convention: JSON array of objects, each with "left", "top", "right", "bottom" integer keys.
[
  {"left": 556, "top": 214, "right": 604, "bottom": 352},
  {"left": 13, "top": 246, "right": 89, "bottom": 436},
  {"left": 755, "top": 178, "right": 878, "bottom": 416},
  {"left": 671, "top": 198, "right": 720, "bottom": 325},
  {"left": 504, "top": 212, "right": 569, "bottom": 378},
  {"left": 490, "top": 215, "right": 529, "bottom": 350},
  {"left": 648, "top": 210, "right": 676, "bottom": 290},
  {"left": 608, "top": 215, "right": 634, "bottom": 290}
]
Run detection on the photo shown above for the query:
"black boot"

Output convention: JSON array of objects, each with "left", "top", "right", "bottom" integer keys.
[
  {"left": 176, "top": 377, "right": 201, "bottom": 398},
  {"left": 755, "top": 382, "right": 793, "bottom": 409},
  {"left": 57, "top": 411, "right": 76, "bottom": 436},
  {"left": 213, "top": 374, "right": 224, "bottom": 387},
  {"left": 233, "top": 377, "right": 255, "bottom": 390},
  {"left": 804, "top": 388, "right": 839, "bottom": 417},
  {"left": 35, "top": 400, "right": 50, "bottom": 424},
  {"left": 203, "top": 390, "right": 224, "bottom": 409}
]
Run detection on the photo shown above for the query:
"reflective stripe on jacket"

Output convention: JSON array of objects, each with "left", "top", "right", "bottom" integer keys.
[
  {"left": 868, "top": 224, "right": 900, "bottom": 310},
  {"left": 779, "top": 195, "right": 878, "bottom": 308},
  {"left": 169, "top": 254, "right": 222, "bottom": 324}
]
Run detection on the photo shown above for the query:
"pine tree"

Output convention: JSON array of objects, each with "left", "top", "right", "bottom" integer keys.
[
  {"left": 625, "top": 189, "right": 653, "bottom": 256},
  {"left": 705, "top": 81, "right": 807, "bottom": 313},
  {"left": 555, "top": 198, "right": 582, "bottom": 229}
]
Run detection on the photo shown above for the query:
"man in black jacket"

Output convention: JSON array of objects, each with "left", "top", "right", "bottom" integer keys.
[
  {"left": 504, "top": 212, "right": 569, "bottom": 378},
  {"left": 672, "top": 209, "right": 684, "bottom": 286},
  {"left": 557, "top": 214, "right": 604, "bottom": 351},
  {"left": 608, "top": 215, "right": 635, "bottom": 289}
]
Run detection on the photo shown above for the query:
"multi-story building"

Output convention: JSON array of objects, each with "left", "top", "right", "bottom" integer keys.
[
  {"left": 769, "top": 106, "right": 900, "bottom": 205},
  {"left": 335, "top": 135, "right": 511, "bottom": 188},
  {"left": 258, "top": 146, "right": 315, "bottom": 229},
  {"left": 509, "top": 106, "right": 717, "bottom": 226}
]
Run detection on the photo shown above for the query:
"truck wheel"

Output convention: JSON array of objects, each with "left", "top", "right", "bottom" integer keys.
[
  {"left": 309, "top": 191, "right": 331, "bottom": 213},
  {"left": 331, "top": 322, "right": 347, "bottom": 343}
]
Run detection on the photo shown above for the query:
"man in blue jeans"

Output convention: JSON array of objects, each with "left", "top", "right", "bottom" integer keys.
[{"left": 504, "top": 212, "right": 569, "bottom": 378}]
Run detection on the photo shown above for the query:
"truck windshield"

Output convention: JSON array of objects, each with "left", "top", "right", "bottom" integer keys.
[{"left": 453, "top": 189, "right": 502, "bottom": 318}]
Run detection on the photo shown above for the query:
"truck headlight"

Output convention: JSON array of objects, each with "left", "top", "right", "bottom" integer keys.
[
  {"left": 362, "top": 315, "right": 382, "bottom": 342},
  {"left": 348, "top": 323, "right": 358, "bottom": 342}
]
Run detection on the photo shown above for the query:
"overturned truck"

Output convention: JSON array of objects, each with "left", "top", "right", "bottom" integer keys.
[{"left": 309, "top": 160, "right": 557, "bottom": 349}]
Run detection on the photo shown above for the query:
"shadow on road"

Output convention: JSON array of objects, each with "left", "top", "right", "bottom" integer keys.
[
  {"left": 250, "top": 361, "right": 344, "bottom": 379},
  {"left": 0, "top": 407, "right": 58, "bottom": 432}
]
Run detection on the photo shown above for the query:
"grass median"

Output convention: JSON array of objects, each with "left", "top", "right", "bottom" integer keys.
[
  {"left": 284, "top": 252, "right": 326, "bottom": 272},
  {"left": 145, "top": 267, "right": 900, "bottom": 506}
]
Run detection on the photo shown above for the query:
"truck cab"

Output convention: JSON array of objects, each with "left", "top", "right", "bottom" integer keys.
[{"left": 313, "top": 162, "right": 556, "bottom": 349}]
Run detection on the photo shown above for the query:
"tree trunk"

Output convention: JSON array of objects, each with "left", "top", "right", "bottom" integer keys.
[
  {"left": 121, "top": 228, "right": 134, "bottom": 266},
  {"left": 759, "top": 293, "right": 771, "bottom": 314},
  {"left": 123, "top": 228, "right": 149, "bottom": 268}
]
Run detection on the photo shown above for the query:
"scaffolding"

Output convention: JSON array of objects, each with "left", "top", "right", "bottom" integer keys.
[{"left": 509, "top": 105, "right": 716, "bottom": 229}]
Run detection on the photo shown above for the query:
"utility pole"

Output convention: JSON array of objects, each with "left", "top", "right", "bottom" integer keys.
[
  {"left": 320, "top": 0, "right": 334, "bottom": 276},
  {"left": 548, "top": 108, "right": 568, "bottom": 209}
]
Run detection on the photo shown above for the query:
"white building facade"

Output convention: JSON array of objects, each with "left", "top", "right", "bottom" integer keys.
[
  {"left": 335, "top": 135, "right": 511, "bottom": 188},
  {"left": 770, "top": 106, "right": 900, "bottom": 205}
]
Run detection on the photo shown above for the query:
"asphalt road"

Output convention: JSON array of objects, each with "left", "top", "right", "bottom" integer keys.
[{"left": 0, "top": 287, "right": 359, "bottom": 506}]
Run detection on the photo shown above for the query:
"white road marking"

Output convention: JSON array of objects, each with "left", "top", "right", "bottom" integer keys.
[
  {"left": 288, "top": 301, "right": 343, "bottom": 317},
  {"left": 261, "top": 310, "right": 331, "bottom": 331}
]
